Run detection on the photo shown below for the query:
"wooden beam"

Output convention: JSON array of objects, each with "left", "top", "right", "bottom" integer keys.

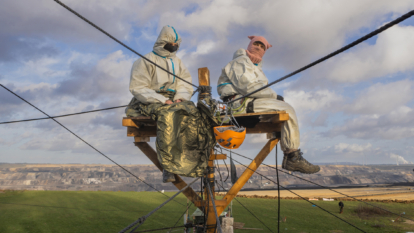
[
  {"left": 127, "top": 122, "right": 281, "bottom": 136},
  {"left": 124, "top": 111, "right": 286, "bottom": 120},
  {"left": 271, "top": 112, "right": 289, "bottom": 123},
  {"left": 210, "top": 154, "right": 227, "bottom": 160},
  {"left": 245, "top": 122, "right": 282, "bottom": 134},
  {"left": 220, "top": 111, "right": 287, "bottom": 118},
  {"left": 123, "top": 116, "right": 152, "bottom": 120},
  {"left": 127, "top": 126, "right": 157, "bottom": 137},
  {"left": 134, "top": 136, "right": 150, "bottom": 142},
  {"left": 198, "top": 67, "right": 210, "bottom": 86},
  {"left": 134, "top": 142, "right": 202, "bottom": 203},
  {"left": 122, "top": 119, "right": 139, "bottom": 128},
  {"left": 216, "top": 138, "right": 279, "bottom": 215},
  {"left": 194, "top": 199, "right": 227, "bottom": 208},
  {"left": 205, "top": 151, "right": 217, "bottom": 233}
]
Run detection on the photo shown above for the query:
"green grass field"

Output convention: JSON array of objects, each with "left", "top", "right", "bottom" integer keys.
[{"left": 0, "top": 190, "right": 413, "bottom": 233}]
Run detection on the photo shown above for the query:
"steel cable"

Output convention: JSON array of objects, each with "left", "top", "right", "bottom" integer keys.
[
  {"left": 119, "top": 178, "right": 200, "bottom": 233},
  {"left": 275, "top": 146, "right": 280, "bottom": 233},
  {"left": 222, "top": 147, "right": 414, "bottom": 222},
  {"left": 167, "top": 202, "right": 193, "bottom": 233},
  {"left": 226, "top": 10, "right": 414, "bottom": 104},
  {"left": 54, "top": 0, "right": 198, "bottom": 89},
  {"left": 205, "top": 181, "right": 222, "bottom": 233},
  {"left": 0, "top": 84, "right": 185, "bottom": 207},
  {"left": 4, "top": 10, "right": 414, "bottom": 126},
  {"left": 215, "top": 182, "right": 274, "bottom": 233},
  {"left": 229, "top": 155, "right": 367, "bottom": 233},
  {"left": 0, "top": 105, "right": 127, "bottom": 125}
]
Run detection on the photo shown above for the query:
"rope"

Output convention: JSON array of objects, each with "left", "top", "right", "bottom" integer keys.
[
  {"left": 53, "top": 0, "right": 198, "bottom": 89},
  {"left": 275, "top": 146, "right": 280, "bottom": 233},
  {"left": 226, "top": 10, "right": 414, "bottom": 104},
  {"left": 0, "top": 84, "right": 185, "bottom": 207},
  {"left": 222, "top": 148, "right": 414, "bottom": 222},
  {"left": 230, "top": 156, "right": 367, "bottom": 233},
  {"left": 205, "top": 181, "right": 223, "bottom": 233},
  {"left": 119, "top": 178, "right": 200, "bottom": 233},
  {"left": 0, "top": 105, "right": 127, "bottom": 125}
]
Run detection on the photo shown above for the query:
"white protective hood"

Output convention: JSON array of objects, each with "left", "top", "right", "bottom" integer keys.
[
  {"left": 129, "top": 25, "right": 193, "bottom": 104},
  {"left": 217, "top": 48, "right": 277, "bottom": 100}
]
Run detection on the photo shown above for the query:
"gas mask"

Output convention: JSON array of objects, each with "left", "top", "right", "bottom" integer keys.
[{"left": 164, "top": 43, "right": 179, "bottom": 53}]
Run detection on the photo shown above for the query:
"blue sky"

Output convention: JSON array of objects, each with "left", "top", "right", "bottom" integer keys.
[{"left": 1, "top": 0, "right": 414, "bottom": 166}]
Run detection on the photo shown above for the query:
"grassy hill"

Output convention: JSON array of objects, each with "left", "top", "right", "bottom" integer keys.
[{"left": 0, "top": 190, "right": 413, "bottom": 232}]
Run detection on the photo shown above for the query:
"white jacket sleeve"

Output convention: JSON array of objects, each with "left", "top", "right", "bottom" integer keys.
[
  {"left": 227, "top": 58, "right": 277, "bottom": 99},
  {"left": 173, "top": 60, "right": 193, "bottom": 101},
  {"left": 129, "top": 58, "right": 168, "bottom": 104}
]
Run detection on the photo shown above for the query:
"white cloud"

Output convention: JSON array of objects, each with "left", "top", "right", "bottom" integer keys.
[
  {"left": 163, "top": 0, "right": 414, "bottom": 71},
  {"left": 325, "top": 106, "right": 414, "bottom": 140},
  {"left": 96, "top": 50, "right": 134, "bottom": 83},
  {"left": 310, "top": 25, "right": 414, "bottom": 84},
  {"left": 21, "top": 57, "right": 68, "bottom": 79},
  {"left": 284, "top": 89, "right": 342, "bottom": 112},
  {"left": 193, "top": 41, "right": 216, "bottom": 55},
  {"left": 343, "top": 79, "right": 414, "bottom": 115},
  {"left": 249, "top": 134, "right": 267, "bottom": 144},
  {"left": 335, "top": 143, "right": 372, "bottom": 153}
]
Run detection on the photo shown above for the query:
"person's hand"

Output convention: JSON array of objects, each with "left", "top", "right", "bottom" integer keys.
[
  {"left": 174, "top": 99, "right": 182, "bottom": 103},
  {"left": 165, "top": 100, "right": 173, "bottom": 105}
]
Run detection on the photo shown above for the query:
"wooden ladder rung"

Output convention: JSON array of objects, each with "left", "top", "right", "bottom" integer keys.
[
  {"left": 210, "top": 154, "right": 227, "bottom": 160},
  {"left": 194, "top": 200, "right": 227, "bottom": 208}
]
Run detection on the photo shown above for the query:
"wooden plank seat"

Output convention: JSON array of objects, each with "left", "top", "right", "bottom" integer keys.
[{"left": 123, "top": 110, "right": 289, "bottom": 137}]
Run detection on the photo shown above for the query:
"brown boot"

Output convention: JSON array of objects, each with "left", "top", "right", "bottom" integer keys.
[
  {"left": 162, "top": 170, "right": 176, "bottom": 183},
  {"left": 282, "top": 149, "right": 320, "bottom": 174}
]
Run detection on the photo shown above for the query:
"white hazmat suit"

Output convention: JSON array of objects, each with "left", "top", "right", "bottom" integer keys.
[
  {"left": 217, "top": 48, "right": 300, "bottom": 152},
  {"left": 128, "top": 25, "right": 193, "bottom": 105}
]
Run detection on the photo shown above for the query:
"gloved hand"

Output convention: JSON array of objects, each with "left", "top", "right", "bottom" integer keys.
[{"left": 277, "top": 95, "right": 284, "bottom": 101}]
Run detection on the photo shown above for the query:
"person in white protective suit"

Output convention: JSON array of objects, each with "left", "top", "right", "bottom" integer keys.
[
  {"left": 127, "top": 25, "right": 194, "bottom": 182},
  {"left": 127, "top": 25, "right": 193, "bottom": 107},
  {"left": 217, "top": 36, "right": 320, "bottom": 174}
]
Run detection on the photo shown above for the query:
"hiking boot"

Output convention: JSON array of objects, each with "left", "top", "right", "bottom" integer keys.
[
  {"left": 282, "top": 149, "right": 320, "bottom": 174},
  {"left": 162, "top": 170, "right": 176, "bottom": 183}
]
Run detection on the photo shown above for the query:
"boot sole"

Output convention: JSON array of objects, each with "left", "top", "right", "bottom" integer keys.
[
  {"left": 284, "top": 165, "right": 320, "bottom": 174},
  {"left": 163, "top": 179, "right": 176, "bottom": 183}
]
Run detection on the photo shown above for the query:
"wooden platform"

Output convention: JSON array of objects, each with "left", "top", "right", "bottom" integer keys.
[{"left": 123, "top": 110, "right": 289, "bottom": 138}]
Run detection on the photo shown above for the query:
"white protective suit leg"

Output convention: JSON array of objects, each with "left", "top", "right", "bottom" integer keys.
[
  {"left": 231, "top": 96, "right": 300, "bottom": 152},
  {"left": 253, "top": 98, "right": 300, "bottom": 152}
]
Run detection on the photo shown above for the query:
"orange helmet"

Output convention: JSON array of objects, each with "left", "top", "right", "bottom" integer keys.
[{"left": 214, "top": 126, "right": 246, "bottom": 149}]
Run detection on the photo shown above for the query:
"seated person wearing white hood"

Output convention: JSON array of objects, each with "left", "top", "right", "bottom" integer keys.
[
  {"left": 127, "top": 25, "right": 192, "bottom": 109},
  {"left": 217, "top": 36, "right": 320, "bottom": 174},
  {"left": 126, "top": 25, "right": 194, "bottom": 182}
]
